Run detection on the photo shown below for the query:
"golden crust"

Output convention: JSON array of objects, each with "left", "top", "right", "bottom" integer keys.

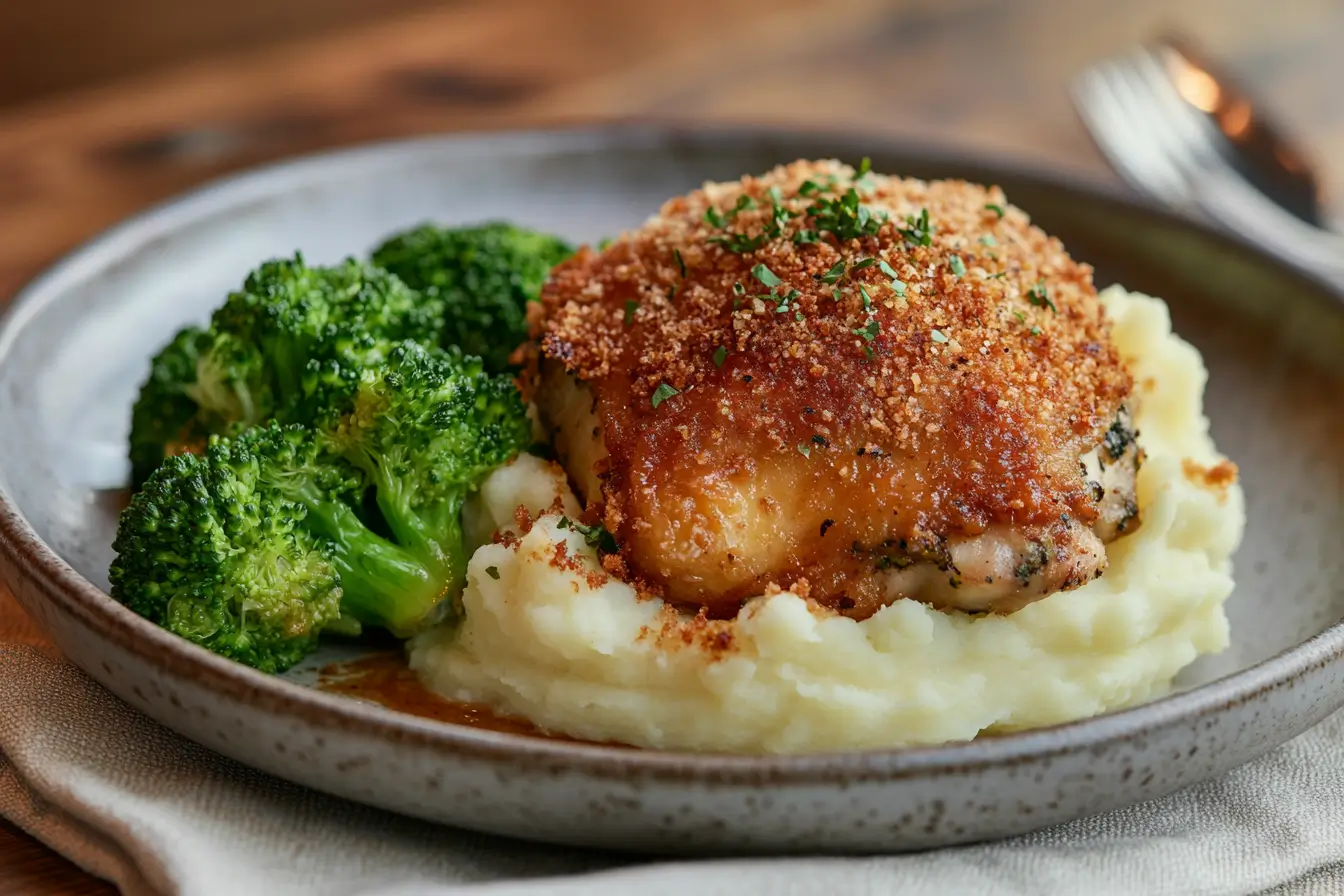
[{"left": 532, "top": 160, "right": 1134, "bottom": 612}]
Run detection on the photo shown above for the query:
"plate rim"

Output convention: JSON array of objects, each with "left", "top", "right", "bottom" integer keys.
[{"left": 1, "top": 121, "right": 1340, "bottom": 781}]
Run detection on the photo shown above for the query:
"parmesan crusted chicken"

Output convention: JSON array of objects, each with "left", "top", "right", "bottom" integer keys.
[{"left": 528, "top": 160, "right": 1141, "bottom": 619}]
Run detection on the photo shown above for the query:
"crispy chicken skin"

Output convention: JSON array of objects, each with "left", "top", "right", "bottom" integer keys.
[{"left": 528, "top": 160, "right": 1139, "bottom": 619}]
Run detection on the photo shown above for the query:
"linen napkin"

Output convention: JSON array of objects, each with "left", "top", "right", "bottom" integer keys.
[{"left": 3, "top": 643, "right": 1343, "bottom": 896}]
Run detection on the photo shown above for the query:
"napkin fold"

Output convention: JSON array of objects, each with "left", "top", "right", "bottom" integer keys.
[{"left": 2, "top": 643, "right": 1343, "bottom": 896}]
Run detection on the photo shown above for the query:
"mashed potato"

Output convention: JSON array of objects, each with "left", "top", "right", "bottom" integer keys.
[{"left": 410, "top": 287, "right": 1244, "bottom": 753}]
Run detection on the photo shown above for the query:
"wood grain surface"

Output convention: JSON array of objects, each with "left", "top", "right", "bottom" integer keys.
[{"left": 1, "top": 0, "right": 1342, "bottom": 891}]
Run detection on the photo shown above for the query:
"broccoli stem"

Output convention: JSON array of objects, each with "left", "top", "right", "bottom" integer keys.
[{"left": 289, "top": 483, "right": 449, "bottom": 637}]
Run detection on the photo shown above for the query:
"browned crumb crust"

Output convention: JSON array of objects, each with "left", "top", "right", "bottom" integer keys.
[{"left": 532, "top": 160, "right": 1133, "bottom": 603}]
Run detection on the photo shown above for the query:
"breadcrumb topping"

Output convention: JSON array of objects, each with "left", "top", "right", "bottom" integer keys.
[{"left": 532, "top": 160, "right": 1134, "bottom": 606}]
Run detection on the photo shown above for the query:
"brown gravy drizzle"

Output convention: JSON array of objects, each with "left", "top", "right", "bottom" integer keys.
[{"left": 315, "top": 651, "right": 563, "bottom": 740}]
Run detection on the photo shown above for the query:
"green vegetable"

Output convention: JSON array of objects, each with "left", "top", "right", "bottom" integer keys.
[
  {"left": 1027, "top": 280, "right": 1057, "bottom": 312},
  {"left": 111, "top": 425, "right": 351, "bottom": 673},
  {"left": 128, "top": 255, "right": 442, "bottom": 488},
  {"left": 651, "top": 383, "right": 679, "bottom": 408},
  {"left": 111, "top": 343, "right": 532, "bottom": 671},
  {"left": 371, "top": 222, "right": 573, "bottom": 372}
]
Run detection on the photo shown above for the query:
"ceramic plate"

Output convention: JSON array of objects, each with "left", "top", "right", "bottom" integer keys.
[{"left": 2, "top": 126, "right": 1343, "bottom": 853}]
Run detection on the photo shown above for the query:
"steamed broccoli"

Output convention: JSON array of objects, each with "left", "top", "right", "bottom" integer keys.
[
  {"left": 110, "top": 343, "right": 533, "bottom": 671},
  {"left": 371, "top": 222, "right": 573, "bottom": 371},
  {"left": 128, "top": 325, "right": 215, "bottom": 488},
  {"left": 111, "top": 426, "right": 349, "bottom": 673},
  {"left": 127, "top": 255, "right": 442, "bottom": 487}
]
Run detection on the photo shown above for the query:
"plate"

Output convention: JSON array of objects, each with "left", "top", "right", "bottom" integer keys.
[{"left": 2, "top": 125, "right": 1343, "bottom": 853}]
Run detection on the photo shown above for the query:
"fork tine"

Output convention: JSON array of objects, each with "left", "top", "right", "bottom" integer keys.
[
  {"left": 1072, "top": 64, "right": 1194, "bottom": 204},
  {"left": 1074, "top": 47, "right": 1344, "bottom": 287}
]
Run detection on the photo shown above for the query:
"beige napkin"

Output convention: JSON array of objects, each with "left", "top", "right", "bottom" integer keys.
[{"left": 2, "top": 643, "right": 1342, "bottom": 896}]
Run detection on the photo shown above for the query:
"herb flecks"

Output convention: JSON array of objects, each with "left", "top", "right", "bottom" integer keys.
[
  {"left": 673, "top": 248, "right": 687, "bottom": 278},
  {"left": 485, "top": 565, "right": 500, "bottom": 580},
  {"left": 931, "top": 328, "right": 950, "bottom": 343},
  {"left": 852, "top": 320, "right": 880, "bottom": 342},
  {"left": 556, "top": 516, "right": 619, "bottom": 554},
  {"left": 985, "top": 203, "right": 1006, "bottom": 218},
  {"left": 651, "top": 383, "right": 680, "bottom": 409},
  {"left": 817, "top": 261, "right": 847, "bottom": 285},
  {"left": 712, "top": 346, "right": 728, "bottom": 368},
  {"left": 948, "top": 255, "right": 966, "bottom": 277},
  {"left": 900, "top": 208, "right": 933, "bottom": 247},
  {"left": 808, "top": 187, "right": 886, "bottom": 243},
  {"left": 623, "top": 300, "right": 638, "bottom": 325},
  {"left": 752, "top": 264, "right": 782, "bottom": 289},
  {"left": 1027, "top": 280, "right": 1057, "bottom": 313}
]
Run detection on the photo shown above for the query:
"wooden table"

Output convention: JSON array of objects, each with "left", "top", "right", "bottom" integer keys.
[{"left": 2, "top": 0, "right": 1342, "bottom": 891}]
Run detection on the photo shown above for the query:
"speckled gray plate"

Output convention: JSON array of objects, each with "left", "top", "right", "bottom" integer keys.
[{"left": 2, "top": 126, "right": 1343, "bottom": 854}]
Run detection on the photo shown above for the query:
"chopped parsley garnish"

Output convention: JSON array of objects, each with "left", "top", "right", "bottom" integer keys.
[
  {"left": 986, "top": 271, "right": 1008, "bottom": 280},
  {"left": 793, "top": 229, "right": 820, "bottom": 244},
  {"left": 651, "top": 383, "right": 680, "bottom": 408},
  {"left": 713, "top": 346, "right": 728, "bottom": 367},
  {"left": 1014, "top": 310, "right": 1027, "bottom": 323},
  {"left": 704, "top": 206, "right": 725, "bottom": 228},
  {"left": 708, "top": 231, "right": 771, "bottom": 254},
  {"left": 877, "top": 259, "right": 900, "bottom": 280},
  {"left": 979, "top": 234, "right": 997, "bottom": 247},
  {"left": 556, "top": 516, "right": 619, "bottom": 554},
  {"left": 891, "top": 279, "right": 907, "bottom": 296},
  {"left": 1031, "top": 325, "right": 1043, "bottom": 336},
  {"left": 931, "top": 328, "right": 949, "bottom": 343},
  {"left": 674, "top": 249, "right": 687, "bottom": 278},
  {"left": 732, "top": 281, "right": 746, "bottom": 295},
  {"left": 817, "top": 261, "right": 847, "bottom": 285},
  {"left": 774, "top": 288, "right": 801, "bottom": 313},
  {"left": 948, "top": 255, "right": 966, "bottom": 277},
  {"left": 752, "top": 264, "right": 782, "bottom": 288},
  {"left": 900, "top": 208, "right": 933, "bottom": 247},
  {"left": 853, "top": 320, "right": 880, "bottom": 341},
  {"left": 859, "top": 284, "right": 873, "bottom": 312},
  {"left": 851, "top": 256, "right": 877, "bottom": 272},
  {"left": 985, "top": 203, "right": 1006, "bottom": 218},
  {"left": 485, "top": 565, "right": 500, "bottom": 580},
  {"left": 807, "top": 187, "right": 885, "bottom": 242},
  {"left": 811, "top": 434, "right": 829, "bottom": 447},
  {"left": 797, "top": 443, "right": 812, "bottom": 457},
  {"left": 798, "top": 179, "right": 825, "bottom": 197},
  {"left": 831, "top": 286, "right": 843, "bottom": 302},
  {"left": 856, "top": 156, "right": 872, "bottom": 178},
  {"left": 1027, "top": 280, "right": 1057, "bottom": 312},
  {"left": 623, "top": 300, "right": 638, "bottom": 325},
  {"left": 708, "top": 187, "right": 796, "bottom": 254}
]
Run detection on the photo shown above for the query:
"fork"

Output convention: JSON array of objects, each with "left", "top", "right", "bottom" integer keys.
[{"left": 1072, "top": 42, "right": 1344, "bottom": 291}]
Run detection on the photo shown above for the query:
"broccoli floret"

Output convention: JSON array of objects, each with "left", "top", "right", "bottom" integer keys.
[
  {"left": 127, "top": 255, "right": 443, "bottom": 488},
  {"left": 128, "top": 326, "right": 217, "bottom": 488},
  {"left": 324, "top": 341, "right": 533, "bottom": 633},
  {"left": 110, "top": 426, "right": 348, "bottom": 673},
  {"left": 111, "top": 344, "right": 532, "bottom": 670},
  {"left": 371, "top": 222, "right": 573, "bottom": 371}
]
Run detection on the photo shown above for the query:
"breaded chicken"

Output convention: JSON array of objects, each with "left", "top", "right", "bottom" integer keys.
[{"left": 529, "top": 160, "right": 1140, "bottom": 619}]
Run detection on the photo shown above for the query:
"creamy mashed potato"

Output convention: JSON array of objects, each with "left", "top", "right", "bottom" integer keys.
[{"left": 410, "top": 287, "right": 1244, "bottom": 753}]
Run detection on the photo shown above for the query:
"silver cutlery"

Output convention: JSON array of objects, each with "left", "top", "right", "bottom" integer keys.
[{"left": 1072, "top": 38, "right": 1344, "bottom": 290}]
